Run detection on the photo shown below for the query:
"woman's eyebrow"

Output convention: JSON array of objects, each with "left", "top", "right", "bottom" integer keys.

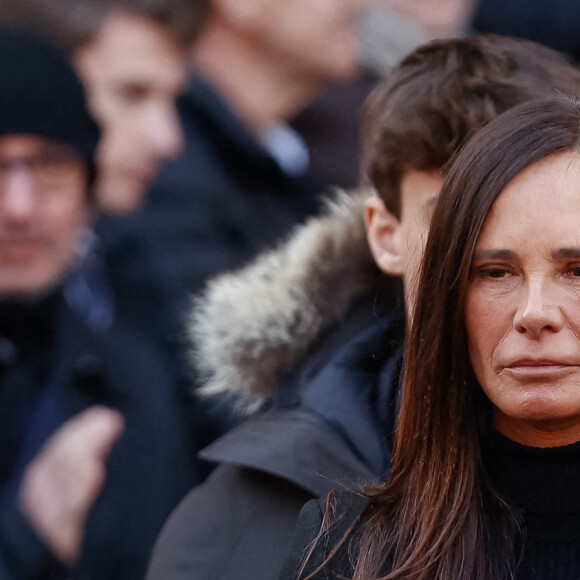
[
  {"left": 552, "top": 247, "right": 580, "bottom": 259},
  {"left": 472, "top": 249, "right": 517, "bottom": 260}
]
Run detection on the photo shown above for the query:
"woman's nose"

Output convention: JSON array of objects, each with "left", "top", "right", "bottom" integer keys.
[{"left": 513, "top": 277, "right": 563, "bottom": 336}]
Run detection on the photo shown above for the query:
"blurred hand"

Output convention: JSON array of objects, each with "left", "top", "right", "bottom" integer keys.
[{"left": 19, "top": 406, "right": 125, "bottom": 564}]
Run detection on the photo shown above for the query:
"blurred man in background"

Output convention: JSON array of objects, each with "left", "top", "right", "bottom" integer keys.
[
  {"left": 101, "top": 0, "right": 373, "bottom": 352},
  {"left": 1, "top": 0, "right": 237, "bottom": 480},
  {"left": 0, "top": 26, "right": 207, "bottom": 580},
  {"left": 0, "top": 0, "right": 210, "bottom": 333}
]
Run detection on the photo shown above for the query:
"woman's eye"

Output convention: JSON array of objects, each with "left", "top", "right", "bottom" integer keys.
[
  {"left": 568, "top": 265, "right": 580, "bottom": 277},
  {"left": 480, "top": 267, "right": 509, "bottom": 279}
]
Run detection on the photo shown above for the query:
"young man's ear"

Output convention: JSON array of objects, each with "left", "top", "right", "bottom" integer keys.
[{"left": 364, "top": 195, "right": 405, "bottom": 276}]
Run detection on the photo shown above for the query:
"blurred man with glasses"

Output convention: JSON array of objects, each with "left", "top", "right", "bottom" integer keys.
[
  {"left": 0, "top": 139, "right": 89, "bottom": 296},
  {"left": 0, "top": 29, "right": 194, "bottom": 580}
]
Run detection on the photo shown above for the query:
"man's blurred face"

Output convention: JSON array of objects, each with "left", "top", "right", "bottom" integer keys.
[
  {"left": 255, "top": 0, "right": 371, "bottom": 82},
  {"left": 74, "top": 8, "right": 185, "bottom": 214},
  {"left": 0, "top": 135, "right": 88, "bottom": 297}
]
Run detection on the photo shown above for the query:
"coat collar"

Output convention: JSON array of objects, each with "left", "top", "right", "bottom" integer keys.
[
  {"left": 200, "top": 303, "right": 404, "bottom": 489},
  {"left": 190, "top": 190, "right": 397, "bottom": 411}
]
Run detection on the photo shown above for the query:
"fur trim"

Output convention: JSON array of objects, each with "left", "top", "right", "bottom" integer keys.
[{"left": 189, "top": 189, "right": 383, "bottom": 412}]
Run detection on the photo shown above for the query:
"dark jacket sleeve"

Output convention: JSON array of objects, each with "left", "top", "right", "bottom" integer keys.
[
  {"left": 279, "top": 492, "right": 369, "bottom": 580},
  {"left": 146, "top": 464, "right": 313, "bottom": 580},
  {"left": 0, "top": 495, "right": 64, "bottom": 579},
  {"left": 279, "top": 498, "right": 327, "bottom": 580}
]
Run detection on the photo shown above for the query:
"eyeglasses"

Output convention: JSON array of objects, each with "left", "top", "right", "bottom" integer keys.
[{"left": 0, "top": 146, "right": 85, "bottom": 197}]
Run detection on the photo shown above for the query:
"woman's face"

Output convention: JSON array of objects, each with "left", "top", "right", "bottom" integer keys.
[{"left": 465, "top": 152, "right": 580, "bottom": 447}]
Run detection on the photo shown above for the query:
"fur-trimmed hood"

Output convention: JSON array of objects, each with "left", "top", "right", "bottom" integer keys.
[{"left": 189, "top": 189, "right": 386, "bottom": 411}]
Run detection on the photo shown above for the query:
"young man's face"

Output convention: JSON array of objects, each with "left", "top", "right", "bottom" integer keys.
[
  {"left": 366, "top": 170, "right": 443, "bottom": 317},
  {"left": 0, "top": 135, "right": 88, "bottom": 297},
  {"left": 253, "top": 0, "right": 370, "bottom": 82},
  {"left": 74, "top": 8, "right": 185, "bottom": 214}
]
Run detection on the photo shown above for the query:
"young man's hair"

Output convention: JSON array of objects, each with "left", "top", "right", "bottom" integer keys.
[
  {"left": 363, "top": 33, "right": 580, "bottom": 218},
  {"left": 0, "top": 0, "right": 209, "bottom": 49}
]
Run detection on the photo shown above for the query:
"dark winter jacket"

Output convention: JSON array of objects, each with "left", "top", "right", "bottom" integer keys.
[
  {"left": 0, "top": 291, "right": 195, "bottom": 580},
  {"left": 146, "top": 192, "right": 405, "bottom": 580},
  {"left": 279, "top": 491, "right": 368, "bottom": 580}
]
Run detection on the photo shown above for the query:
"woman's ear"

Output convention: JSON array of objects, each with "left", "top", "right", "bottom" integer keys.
[{"left": 365, "top": 196, "right": 405, "bottom": 276}]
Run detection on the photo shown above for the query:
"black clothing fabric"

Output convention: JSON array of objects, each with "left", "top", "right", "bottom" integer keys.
[
  {"left": 146, "top": 302, "right": 404, "bottom": 580},
  {"left": 0, "top": 292, "right": 66, "bottom": 580},
  {"left": 279, "top": 491, "right": 366, "bottom": 580},
  {"left": 100, "top": 74, "right": 321, "bottom": 347},
  {"left": 487, "top": 433, "right": 580, "bottom": 579},
  {"left": 472, "top": 0, "right": 580, "bottom": 63},
  {"left": 0, "top": 292, "right": 195, "bottom": 580},
  {"left": 281, "top": 433, "right": 580, "bottom": 580},
  {"left": 0, "top": 293, "right": 58, "bottom": 489},
  {"left": 290, "top": 74, "right": 377, "bottom": 190},
  {"left": 65, "top": 235, "right": 235, "bottom": 485}
]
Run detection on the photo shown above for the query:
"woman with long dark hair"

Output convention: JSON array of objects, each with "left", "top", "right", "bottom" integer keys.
[{"left": 282, "top": 95, "right": 580, "bottom": 580}]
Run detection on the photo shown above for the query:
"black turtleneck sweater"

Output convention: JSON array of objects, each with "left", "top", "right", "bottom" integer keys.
[
  {"left": 487, "top": 432, "right": 580, "bottom": 579},
  {"left": 282, "top": 431, "right": 580, "bottom": 580}
]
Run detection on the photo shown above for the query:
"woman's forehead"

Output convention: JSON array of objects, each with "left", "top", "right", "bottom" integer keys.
[{"left": 476, "top": 152, "right": 580, "bottom": 245}]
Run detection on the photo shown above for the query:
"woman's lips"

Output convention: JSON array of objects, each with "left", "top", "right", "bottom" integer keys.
[{"left": 505, "top": 359, "right": 575, "bottom": 376}]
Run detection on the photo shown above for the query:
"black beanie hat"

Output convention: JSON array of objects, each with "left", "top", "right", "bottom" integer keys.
[{"left": 0, "top": 27, "right": 100, "bottom": 169}]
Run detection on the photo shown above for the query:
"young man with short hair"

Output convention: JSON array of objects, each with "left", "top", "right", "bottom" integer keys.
[{"left": 146, "top": 34, "right": 580, "bottom": 580}]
